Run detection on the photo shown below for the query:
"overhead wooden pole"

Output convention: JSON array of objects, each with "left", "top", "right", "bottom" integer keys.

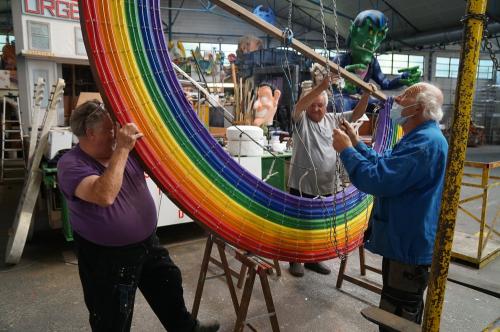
[
  {"left": 210, "top": 0, "right": 387, "bottom": 101},
  {"left": 422, "top": 0, "right": 488, "bottom": 330}
]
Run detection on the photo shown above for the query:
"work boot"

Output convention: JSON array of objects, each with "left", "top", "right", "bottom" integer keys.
[
  {"left": 289, "top": 262, "right": 304, "bottom": 277},
  {"left": 193, "top": 319, "right": 220, "bottom": 332},
  {"left": 304, "top": 262, "right": 331, "bottom": 275}
]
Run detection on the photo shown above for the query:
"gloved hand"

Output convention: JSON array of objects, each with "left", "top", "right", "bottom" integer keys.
[{"left": 398, "top": 66, "right": 421, "bottom": 86}]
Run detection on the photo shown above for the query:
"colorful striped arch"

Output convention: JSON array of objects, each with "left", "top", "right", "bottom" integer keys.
[{"left": 79, "top": 0, "right": 399, "bottom": 262}]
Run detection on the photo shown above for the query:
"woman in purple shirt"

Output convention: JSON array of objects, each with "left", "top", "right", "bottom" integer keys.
[{"left": 58, "top": 100, "right": 218, "bottom": 332}]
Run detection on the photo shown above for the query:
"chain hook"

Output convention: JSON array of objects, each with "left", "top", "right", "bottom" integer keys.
[{"left": 282, "top": 28, "right": 294, "bottom": 47}]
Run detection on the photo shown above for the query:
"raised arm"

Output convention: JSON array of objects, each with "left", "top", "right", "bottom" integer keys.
[
  {"left": 75, "top": 123, "right": 143, "bottom": 207},
  {"left": 351, "top": 83, "right": 377, "bottom": 122},
  {"left": 293, "top": 74, "right": 339, "bottom": 122}
]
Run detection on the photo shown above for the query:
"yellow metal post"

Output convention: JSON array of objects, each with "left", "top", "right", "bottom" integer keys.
[{"left": 422, "top": 0, "right": 488, "bottom": 331}]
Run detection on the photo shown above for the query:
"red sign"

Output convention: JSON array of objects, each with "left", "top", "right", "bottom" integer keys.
[{"left": 23, "top": 0, "right": 79, "bottom": 21}]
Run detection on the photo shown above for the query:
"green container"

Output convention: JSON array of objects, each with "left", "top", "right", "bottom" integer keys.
[{"left": 261, "top": 151, "right": 292, "bottom": 191}]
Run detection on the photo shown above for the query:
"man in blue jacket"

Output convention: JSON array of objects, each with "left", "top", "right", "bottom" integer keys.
[{"left": 332, "top": 82, "right": 448, "bottom": 328}]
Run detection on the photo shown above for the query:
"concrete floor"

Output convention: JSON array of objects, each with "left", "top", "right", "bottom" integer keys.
[{"left": 1, "top": 146, "right": 499, "bottom": 332}]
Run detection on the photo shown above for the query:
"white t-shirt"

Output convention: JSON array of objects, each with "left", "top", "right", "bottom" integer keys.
[{"left": 288, "top": 111, "right": 352, "bottom": 196}]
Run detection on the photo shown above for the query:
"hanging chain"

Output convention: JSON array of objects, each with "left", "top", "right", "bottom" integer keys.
[
  {"left": 332, "top": 0, "right": 349, "bottom": 260},
  {"left": 461, "top": 13, "right": 499, "bottom": 72},
  {"left": 317, "top": 0, "right": 345, "bottom": 260},
  {"left": 287, "top": 0, "right": 293, "bottom": 32},
  {"left": 482, "top": 22, "right": 500, "bottom": 72},
  {"left": 282, "top": 0, "right": 294, "bottom": 47},
  {"left": 318, "top": 0, "right": 330, "bottom": 76},
  {"left": 331, "top": 0, "right": 345, "bottom": 117}
]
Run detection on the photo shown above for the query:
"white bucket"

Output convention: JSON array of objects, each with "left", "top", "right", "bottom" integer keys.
[{"left": 226, "top": 126, "right": 264, "bottom": 156}]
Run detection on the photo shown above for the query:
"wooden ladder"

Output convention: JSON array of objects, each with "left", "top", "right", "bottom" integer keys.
[{"left": 1, "top": 95, "right": 25, "bottom": 182}]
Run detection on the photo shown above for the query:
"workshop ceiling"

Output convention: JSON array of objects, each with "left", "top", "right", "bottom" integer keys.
[{"left": 164, "top": 0, "right": 500, "bottom": 51}]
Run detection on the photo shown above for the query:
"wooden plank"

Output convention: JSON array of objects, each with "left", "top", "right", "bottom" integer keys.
[
  {"left": 361, "top": 306, "right": 421, "bottom": 332},
  {"left": 464, "top": 161, "right": 488, "bottom": 168},
  {"left": 343, "top": 274, "right": 382, "bottom": 294},
  {"left": 210, "top": 0, "right": 387, "bottom": 101},
  {"left": 5, "top": 79, "right": 65, "bottom": 264},
  {"left": 27, "top": 78, "right": 46, "bottom": 168}
]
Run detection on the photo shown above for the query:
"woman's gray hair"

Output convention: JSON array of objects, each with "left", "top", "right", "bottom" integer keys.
[
  {"left": 416, "top": 84, "right": 444, "bottom": 122},
  {"left": 70, "top": 99, "right": 109, "bottom": 137}
]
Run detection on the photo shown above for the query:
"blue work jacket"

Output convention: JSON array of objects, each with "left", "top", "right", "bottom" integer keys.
[{"left": 339, "top": 120, "right": 448, "bottom": 265}]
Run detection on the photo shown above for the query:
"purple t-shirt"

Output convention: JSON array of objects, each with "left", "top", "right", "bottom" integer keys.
[{"left": 57, "top": 145, "right": 157, "bottom": 246}]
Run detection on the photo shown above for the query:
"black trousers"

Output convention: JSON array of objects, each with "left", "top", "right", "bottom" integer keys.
[
  {"left": 379, "top": 257, "right": 430, "bottom": 331},
  {"left": 74, "top": 232, "right": 196, "bottom": 332},
  {"left": 289, "top": 187, "right": 332, "bottom": 199}
]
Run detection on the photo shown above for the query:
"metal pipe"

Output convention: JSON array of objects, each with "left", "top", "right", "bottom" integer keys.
[
  {"left": 381, "top": 23, "right": 500, "bottom": 51},
  {"left": 422, "top": 0, "right": 488, "bottom": 331}
]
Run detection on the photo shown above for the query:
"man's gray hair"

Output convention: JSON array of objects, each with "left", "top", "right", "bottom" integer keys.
[
  {"left": 70, "top": 99, "right": 109, "bottom": 137},
  {"left": 319, "top": 90, "right": 329, "bottom": 107},
  {"left": 415, "top": 84, "right": 444, "bottom": 122}
]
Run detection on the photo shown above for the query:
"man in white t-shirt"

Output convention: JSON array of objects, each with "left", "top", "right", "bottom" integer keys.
[{"left": 288, "top": 76, "right": 372, "bottom": 277}]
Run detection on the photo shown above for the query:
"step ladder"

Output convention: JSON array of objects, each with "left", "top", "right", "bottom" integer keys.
[{"left": 1, "top": 96, "right": 26, "bottom": 182}]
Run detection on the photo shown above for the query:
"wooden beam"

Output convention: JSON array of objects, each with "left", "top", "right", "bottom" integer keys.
[
  {"left": 361, "top": 306, "right": 421, "bottom": 332},
  {"left": 211, "top": 0, "right": 387, "bottom": 101}
]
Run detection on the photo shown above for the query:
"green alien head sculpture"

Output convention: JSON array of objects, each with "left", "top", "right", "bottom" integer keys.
[
  {"left": 340, "top": 9, "right": 420, "bottom": 94},
  {"left": 348, "top": 10, "right": 388, "bottom": 66}
]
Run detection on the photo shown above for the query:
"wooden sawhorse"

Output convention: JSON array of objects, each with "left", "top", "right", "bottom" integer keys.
[
  {"left": 192, "top": 234, "right": 280, "bottom": 332},
  {"left": 336, "top": 244, "right": 382, "bottom": 294}
]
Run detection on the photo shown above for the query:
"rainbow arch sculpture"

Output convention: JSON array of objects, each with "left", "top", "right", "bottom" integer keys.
[{"left": 79, "top": 0, "right": 399, "bottom": 262}]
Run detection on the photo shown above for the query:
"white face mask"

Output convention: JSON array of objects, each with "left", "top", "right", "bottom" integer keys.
[{"left": 390, "top": 102, "right": 418, "bottom": 126}]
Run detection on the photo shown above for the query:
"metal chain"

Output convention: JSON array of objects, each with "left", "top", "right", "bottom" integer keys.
[
  {"left": 282, "top": 0, "right": 294, "bottom": 46},
  {"left": 317, "top": 0, "right": 346, "bottom": 260},
  {"left": 482, "top": 23, "right": 500, "bottom": 72},
  {"left": 331, "top": 0, "right": 345, "bottom": 117},
  {"left": 331, "top": 0, "right": 349, "bottom": 260},
  {"left": 461, "top": 13, "right": 499, "bottom": 71},
  {"left": 318, "top": 0, "right": 330, "bottom": 76},
  {"left": 287, "top": 0, "right": 293, "bottom": 32}
]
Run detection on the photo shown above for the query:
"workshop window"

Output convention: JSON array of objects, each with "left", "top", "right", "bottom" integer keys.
[
  {"left": 27, "top": 21, "right": 51, "bottom": 51},
  {"left": 477, "top": 59, "right": 493, "bottom": 79},
  {"left": 377, "top": 53, "right": 425, "bottom": 76},
  {"left": 183, "top": 42, "right": 200, "bottom": 56},
  {"left": 0, "top": 35, "right": 13, "bottom": 53},
  {"left": 435, "top": 57, "right": 459, "bottom": 78},
  {"left": 220, "top": 43, "right": 237, "bottom": 65},
  {"left": 199, "top": 43, "right": 220, "bottom": 56}
]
